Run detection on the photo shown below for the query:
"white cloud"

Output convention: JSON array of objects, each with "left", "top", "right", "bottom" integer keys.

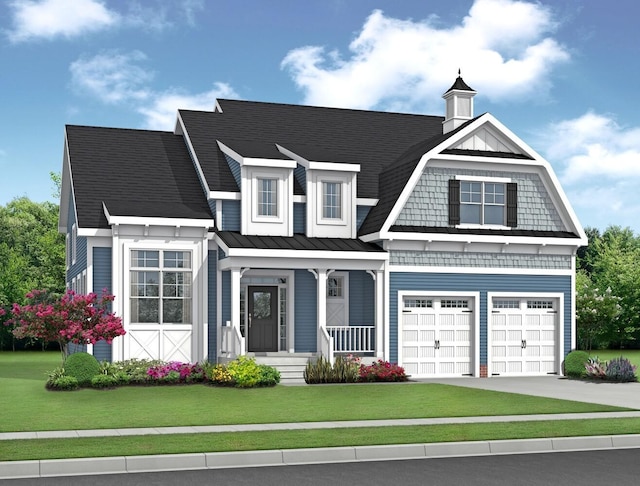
[
  {"left": 281, "top": 0, "right": 569, "bottom": 111},
  {"left": 536, "top": 111, "right": 640, "bottom": 230},
  {"left": 70, "top": 51, "right": 153, "bottom": 104},
  {"left": 139, "top": 83, "right": 239, "bottom": 130},
  {"left": 542, "top": 112, "right": 640, "bottom": 183},
  {"left": 6, "top": 0, "right": 118, "bottom": 43},
  {"left": 70, "top": 50, "right": 238, "bottom": 130}
]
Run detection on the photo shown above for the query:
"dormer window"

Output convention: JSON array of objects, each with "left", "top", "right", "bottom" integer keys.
[
  {"left": 258, "top": 178, "right": 278, "bottom": 217},
  {"left": 322, "top": 182, "right": 342, "bottom": 219}
]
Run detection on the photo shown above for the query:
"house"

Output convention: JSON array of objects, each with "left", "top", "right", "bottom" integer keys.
[{"left": 59, "top": 75, "right": 587, "bottom": 379}]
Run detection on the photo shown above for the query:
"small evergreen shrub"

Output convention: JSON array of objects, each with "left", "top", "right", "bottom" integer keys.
[
  {"left": 46, "top": 375, "right": 79, "bottom": 391},
  {"left": 64, "top": 352, "right": 101, "bottom": 386},
  {"left": 564, "top": 350, "right": 589, "bottom": 378},
  {"left": 605, "top": 357, "right": 638, "bottom": 382},
  {"left": 91, "top": 374, "right": 119, "bottom": 389}
]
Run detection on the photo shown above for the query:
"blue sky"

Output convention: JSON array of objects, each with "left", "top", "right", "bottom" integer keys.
[{"left": 1, "top": 0, "right": 639, "bottom": 232}]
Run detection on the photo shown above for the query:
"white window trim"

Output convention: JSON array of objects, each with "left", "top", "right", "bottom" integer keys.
[
  {"left": 65, "top": 233, "right": 70, "bottom": 270},
  {"left": 457, "top": 176, "right": 511, "bottom": 229},
  {"left": 255, "top": 177, "right": 279, "bottom": 219},
  {"left": 319, "top": 180, "right": 346, "bottom": 225},
  {"left": 71, "top": 223, "right": 77, "bottom": 265},
  {"left": 252, "top": 173, "right": 284, "bottom": 224}
]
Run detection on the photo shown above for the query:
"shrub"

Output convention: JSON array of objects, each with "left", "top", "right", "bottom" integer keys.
[
  {"left": 211, "top": 364, "right": 234, "bottom": 386},
  {"left": 563, "top": 350, "right": 589, "bottom": 378},
  {"left": 223, "top": 357, "right": 280, "bottom": 388},
  {"left": 605, "top": 357, "right": 638, "bottom": 382},
  {"left": 104, "top": 359, "right": 163, "bottom": 384},
  {"left": 304, "top": 355, "right": 361, "bottom": 384},
  {"left": 46, "top": 375, "right": 79, "bottom": 391},
  {"left": 146, "top": 362, "right": 205, "bottom": 384},
  {"left": 359, "top": 360, "right": 408, "bottom": 382},
  {"left": 91, "top": 374, "right": 119, "bottom": 389},
  {"left": 64, "top": 352, "right": 101, "bottom": 386},
  {"left": 585, "top": 356, "right": 607, "bottom": 379}
]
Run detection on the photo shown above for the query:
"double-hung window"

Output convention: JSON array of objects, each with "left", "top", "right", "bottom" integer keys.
[
  {"left": 130, "top": 250, "right": 192, "bottom": 324},
  {"left": 257, "top": 178, "right": 277, "bottom": 217},
  {"left": 460, "top": 181, "right": 505, "bottom": 225},
  {"left": 322, "top": 181, "right": 342, "bottom": 219},
  {"left": 449, "top": 178, "right": 517, "bottom": 227}
]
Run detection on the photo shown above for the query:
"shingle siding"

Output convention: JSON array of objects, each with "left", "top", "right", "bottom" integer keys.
[
  {"left": 389, "top": 272, "right": 572, "bottom": 365},
  {"left": 395, "top": 167, "right": 566, "bottom": 231},
  {"left": 390, "top": 251, "right": 572, "bottom": 270}
]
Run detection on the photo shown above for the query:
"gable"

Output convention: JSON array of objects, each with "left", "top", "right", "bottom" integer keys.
[{"left": 449, "top": 126, "right": 522, "bottom": 154}]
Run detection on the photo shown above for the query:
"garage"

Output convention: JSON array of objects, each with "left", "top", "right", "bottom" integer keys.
[
  {"left": 489, "top": 297, "right": 559, "bottom": 376},
  {"left": 399, "top": 295, "right": 475, "bottom": 378}
]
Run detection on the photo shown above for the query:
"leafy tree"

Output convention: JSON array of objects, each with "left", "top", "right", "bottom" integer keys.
[
  {"left": 575, "top": 271, "right": 621, "bottom": 351},
  {"left": 5, "top": 289, "right": 125, "bottom": 363}
]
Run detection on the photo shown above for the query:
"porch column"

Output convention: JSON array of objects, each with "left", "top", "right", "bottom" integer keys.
[
  {"left": 316, "top": 269, "right": 327, "bottom": 354},
  {"left": 230, "top": 267, "right": 243, "bottom": 354},
  {"left": 375, "top": 270, "right": 384, "bottom": 359}
]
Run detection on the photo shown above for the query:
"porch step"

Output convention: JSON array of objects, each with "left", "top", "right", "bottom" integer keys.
[{"left": 251, "top": 353, "right": 312, "bottom": 385}]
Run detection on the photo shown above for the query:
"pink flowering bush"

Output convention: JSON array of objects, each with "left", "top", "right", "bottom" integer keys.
[
  {"left": 146, "top": 362, "right": 205, "bottom": 384},
  {"left": 359, "top": 360, "right": 408, "bottom": 382},
  {"left": 5, "top": 289, "right": 125, "bottom": 363}
]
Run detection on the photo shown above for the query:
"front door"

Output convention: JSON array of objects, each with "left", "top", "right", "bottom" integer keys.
[{"left": 248, "top": 286, "right": 278, "bottom": 352}]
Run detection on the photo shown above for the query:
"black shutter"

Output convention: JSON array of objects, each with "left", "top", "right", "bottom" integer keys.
[
  {"left": 506, "top": 182, "right": 517, "bottom": 227},
  {"left": 448, "top": 179, "right": 460, "bottom": 226}
]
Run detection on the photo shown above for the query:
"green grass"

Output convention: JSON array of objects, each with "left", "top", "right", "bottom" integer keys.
[
  {"left": 0, "top": 352, "right": 626, "bottom": 433},
  {"left": 4, "top": 418, "right": 640, "bottom": 461},
  {"left": 588, "top": 349, "right": 640, "bottom": 368},
  {"left": 1, "top": 351, "right": 639, "bottom": 462}
]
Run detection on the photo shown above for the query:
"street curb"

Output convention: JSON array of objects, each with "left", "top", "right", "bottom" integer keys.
[{"left": 3, "top": 434, "right": 640, "bottom": 479}]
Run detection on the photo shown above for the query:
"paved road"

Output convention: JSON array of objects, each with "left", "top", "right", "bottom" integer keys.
[{"left": 7, "top": 449, "right": 640, "bottom": 485}]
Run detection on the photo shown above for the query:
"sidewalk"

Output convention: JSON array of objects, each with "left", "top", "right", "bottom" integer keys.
[{"left": 3, "top": 412, "right": 640, "bottom": 479}]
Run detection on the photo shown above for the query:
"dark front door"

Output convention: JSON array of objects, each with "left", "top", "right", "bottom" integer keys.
[{"left": 248, "top": 286, "right": 278, "bottom": 352}]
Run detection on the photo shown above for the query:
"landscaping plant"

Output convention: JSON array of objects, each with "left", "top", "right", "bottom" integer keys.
[
  {"left": 359, "top": 359, "right": 408, "bottom": 382},
  {"left": 64, "top": 351, "right": 101, "bottom": 386},
  {"left": 605, "top": 357, "right": 637, "bottom": 382},
  {"left": 564, "top": 350, "right": 589, "bottom": 378}
]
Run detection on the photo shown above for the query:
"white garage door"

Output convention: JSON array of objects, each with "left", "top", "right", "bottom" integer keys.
[
  {"left": 490, "top": 298, "right": 557, "bottom": 376},
  {"left": 400, "top": 297, "right": 473, "bottom": 377}
]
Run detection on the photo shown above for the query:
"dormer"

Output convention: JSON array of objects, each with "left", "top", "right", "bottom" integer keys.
[
  {"left": 277, "top": 144, "right": 359, "bottom": 239},
  {"left": 442, "top": 72, "right": 476, "bottom": 134},
  {"left": 217, "top": 140, "right": 296, "bottom": 237}
]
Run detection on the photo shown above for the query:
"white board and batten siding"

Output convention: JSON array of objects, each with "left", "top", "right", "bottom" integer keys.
[
  {"left": 488, "top": 293, "right": 563, "bottom": 376},
  {"left": 398, "top": 292, "right": 480, "bottom": 378}
]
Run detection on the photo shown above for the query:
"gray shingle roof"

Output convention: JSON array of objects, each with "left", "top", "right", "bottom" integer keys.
[
  {"left": 66, "top": 126, "right": 213, "bottom": 229},
  {"left": 179, "top": 99, "right": 445, "bottom": 200}
]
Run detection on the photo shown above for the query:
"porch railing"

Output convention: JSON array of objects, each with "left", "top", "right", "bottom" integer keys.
[
  {"left": 327, "top": 326, "right": 375, "bottom": 354},
  {"left": 319, "top": 326, "right": 335, "bottom": 365},
  {"left": 221, "top": 324, "right": 245, "bottom": 359}
]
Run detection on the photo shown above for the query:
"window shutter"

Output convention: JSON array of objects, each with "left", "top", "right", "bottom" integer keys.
[
  {"left": 448, "top": 179, "right": 460, "bottom": 225},
  {"left": 506, "top": 182, "right": 517, "bottom": 227}
]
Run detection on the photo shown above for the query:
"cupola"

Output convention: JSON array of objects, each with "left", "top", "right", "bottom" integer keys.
[{"left": 442, "top": 71, "right": 476, "bottom": 134}]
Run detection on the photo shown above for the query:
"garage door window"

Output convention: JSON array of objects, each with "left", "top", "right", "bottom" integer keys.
[
  {"left": 527, "top": 300, "right": 554, "bottom": 309},
  {"left": 493, "top": 299, "right": 520, "bottom": 309},
  {"left": 441, "top": 299, "right": 468, "bottom": 308},
  {"left": 404, "top": 298, "right": 433, "bottom": 308}
]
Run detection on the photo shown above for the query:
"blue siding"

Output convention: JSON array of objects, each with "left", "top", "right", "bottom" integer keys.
[
  {"left": 294, "top": 269, "right": 317, "bottom": 352},
  {"left": 294, "top": 164, "right": 306, "bottom": 193},
  {"left": 222, "top": 271, "right": 231, "bottom": 325},
  {"left": 349, "top": 271, "right": 374, "bottom": 326},
  {"left": 208, "top": 199, "right": 216, "bottom": 226},
  {"left": 93, "top": 247, "right": 112, "bottom": 362},
  {"left": 208, "top": 250, "right": 217, "bottom": 362},
  {"left": 222, "top": 200, "right": 241, "bottom": 231},
  {"left": 389, "top": 272, "right": 572, "bottom": 365},
  {"left": 224, "top": 154, "right": 242, "bottom": 188},
  {"left": 293, "top": 202, "right": 306, "bottom": 233},
  {"left": 356, "top": 206, "right": 372, "bottom": 231}
]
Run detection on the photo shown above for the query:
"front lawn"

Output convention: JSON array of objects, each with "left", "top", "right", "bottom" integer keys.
[{"left": 0, "top": 352, "right": 626, "bottom": 433}]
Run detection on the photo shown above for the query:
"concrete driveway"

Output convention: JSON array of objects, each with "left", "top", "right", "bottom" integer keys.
[{"left": 427, "top": 376, "right": 640, "bottom": 409}]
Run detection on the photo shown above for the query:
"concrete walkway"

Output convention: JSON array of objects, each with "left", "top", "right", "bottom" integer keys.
[{"left": 3, "top": 376, "right": 640, "bottom": 479}]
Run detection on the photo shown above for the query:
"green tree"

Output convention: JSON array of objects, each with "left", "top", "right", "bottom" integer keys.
[
  {"left": 575, "top": 271, "right": 621, "bottom": 351},
  {"left": 0, "top": 194, "right": 65, "bottom": 350}
]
